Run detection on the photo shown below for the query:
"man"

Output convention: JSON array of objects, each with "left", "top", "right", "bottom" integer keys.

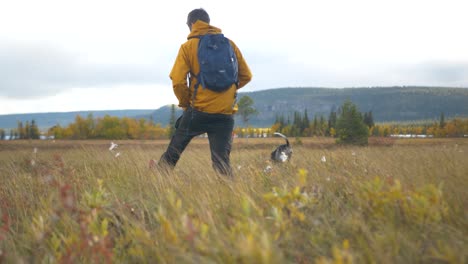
[{"left": 157, "top": 8, "right": 252, "bottom": 177}]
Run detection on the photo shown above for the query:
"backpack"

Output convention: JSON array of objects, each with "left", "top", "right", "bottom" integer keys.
[{"left": 191, "top": 34, "right": 239, "bottom": 94}]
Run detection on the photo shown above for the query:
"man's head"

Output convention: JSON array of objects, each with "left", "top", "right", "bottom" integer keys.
[{"left": 187, "top": 8, "right": 210, "bottom": 30}]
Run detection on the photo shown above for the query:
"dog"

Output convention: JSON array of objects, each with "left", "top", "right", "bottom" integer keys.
[{"left": 271, "top": 132, "right": 293, "bottom": 162}]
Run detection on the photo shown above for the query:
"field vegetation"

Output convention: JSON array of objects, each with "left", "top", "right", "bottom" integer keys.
[{"left": 0, "top": 137, "right": 466, "bottom": 263}]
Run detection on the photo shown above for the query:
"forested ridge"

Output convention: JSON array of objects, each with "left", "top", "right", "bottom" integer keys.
[{"left": 1, "top": 87, "right": 467, "bottom": 130}]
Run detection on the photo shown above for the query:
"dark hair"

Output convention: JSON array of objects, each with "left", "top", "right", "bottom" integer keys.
[{"left": 187, "top": 8, "right": 210, "bottom": 25}]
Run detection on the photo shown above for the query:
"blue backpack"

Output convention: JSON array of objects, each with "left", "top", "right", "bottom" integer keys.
[{"left": 191, "top": 34, "right": 239, "bottom": 95}]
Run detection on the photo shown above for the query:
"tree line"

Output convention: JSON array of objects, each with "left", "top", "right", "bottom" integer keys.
[
  {"left": 269, "top": 102, "right": 467, "bottom": 142},
  {"left": 271, "top": 102, "right": 374, "bottom": 137},
  {"left": 47, "top": 114, "right": 169, "bottom": 140},
  {"left": 1, "top": 101, "right": 467, "bottom": 141},
  {"left": 370, "top": 116, "right": 468, "bottom": 138},
  {"left": 268, "top": 100, "right": 371, "bottom": 145},
  {"left": 1, "top": 120, "right": 41, "bottom": 140}
]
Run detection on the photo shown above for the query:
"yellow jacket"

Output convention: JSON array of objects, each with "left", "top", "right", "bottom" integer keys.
[{"left": 170, "top": 21, "right": 252, "bottom": 114}]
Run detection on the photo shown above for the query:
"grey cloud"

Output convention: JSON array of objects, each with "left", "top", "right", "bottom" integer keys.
[
  {"left": 243, "top": 50, "right": 468, "bottom": 89},
  {"left": 242, "top": 50, "right": 339, "bottom": 90},
  {"left": 3, "top": 42, "right": 466, "bottom": 100},
  {"left": 0, "top": 42, "right": 168, "bottom": 99},
  {"left": 415, "top": 62, "right": 468, "bottom": 86}
]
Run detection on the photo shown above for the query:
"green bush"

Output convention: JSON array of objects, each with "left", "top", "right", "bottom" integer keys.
[{"left": 336, "top": 100, "right": 369, "bottom": 145}]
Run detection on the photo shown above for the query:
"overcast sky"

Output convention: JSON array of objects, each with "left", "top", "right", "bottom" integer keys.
[{"left": 1, "top": 0, "right": 467, "bottom": 115}]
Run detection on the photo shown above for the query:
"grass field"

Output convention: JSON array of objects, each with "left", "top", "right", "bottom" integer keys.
[{"left": 0, "top": 137, "right": 467, "bottom": 263}]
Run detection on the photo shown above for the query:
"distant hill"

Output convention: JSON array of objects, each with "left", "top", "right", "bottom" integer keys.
[
  {"left": 0, "top": 110, "right": 154, "bottom": 130},
  {"left": 140, "top": 106, "right": 184, "bottom": 126},
  {"left": 235, "top": 86, "right": 468, "bottom": 127},
  {"left": 1, "top": 87, "right": 467, "bottom": 131}
]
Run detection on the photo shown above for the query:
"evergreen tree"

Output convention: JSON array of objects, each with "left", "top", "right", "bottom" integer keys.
[
  {"left": 368, "top": 111, "right": 374, "bottom": 127},
  {"left": 318, "top": 115, "right": 326, "bottom": 136},
  {"left": 439, "top": 112, "right": 446, "bottom": 128},
  {"left": 278, "top": 114, "right": 286, "bottom": 131},
  {"left": 293, "top": 111, "right": 301, "bottom": 127},
  {"left": 363, "top": 111, "right": 375, "bottom": 128},
  {"left": 18, "top": 121, "right": 25, "bottom": 139},
  {"left": 293, "top": 111, "right": 302, "bottom": 136},
  {"left": 0, "top": 129, "right": 5, "bottom": 140},
  {"left": 281, "top": 115, "right": 286, "bottom": 128},
  {"left": 336, "top": 100, "right": 369, "bottom": 145},
  {"left": 25, "top": 121, "right": 31, "bottom": 139},
  {"left": 302, "top": 109, "right": 310, "bottom": 134},
  {"left": 30, "top": 120, "right": 40, "bottom": 139},
  {"left": 312, "top": 115, "right": 318, "bottom": 136}
]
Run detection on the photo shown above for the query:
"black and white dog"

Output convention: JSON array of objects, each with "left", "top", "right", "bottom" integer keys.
[{"left": 271, "top": 132, "right": 293, "bottom": 162}]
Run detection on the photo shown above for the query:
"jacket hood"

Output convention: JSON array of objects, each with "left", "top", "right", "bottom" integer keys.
[{"left": 187, "top": 20, "right": 222, "bottom": 39}]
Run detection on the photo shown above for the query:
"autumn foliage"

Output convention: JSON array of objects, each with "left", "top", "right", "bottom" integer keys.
[{"left": 48, "top": 114, "right": 168, "bottom": 140}]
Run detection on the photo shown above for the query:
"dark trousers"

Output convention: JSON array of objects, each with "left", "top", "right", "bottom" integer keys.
[{"left": 158, "top": 107, "right": 234, "bottom": 176}]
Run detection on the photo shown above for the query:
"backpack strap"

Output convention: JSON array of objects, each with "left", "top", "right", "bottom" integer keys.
[
  {"left": 188, "top": 35, "right": 203, "bottom": 107},
  {"left": 189, "top": 71, "right": 200, "bottom": 107}
]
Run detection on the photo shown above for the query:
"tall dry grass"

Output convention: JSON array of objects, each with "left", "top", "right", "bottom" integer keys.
[{"left": 0, "top": 138, "right": 466, "bottom": 263}]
